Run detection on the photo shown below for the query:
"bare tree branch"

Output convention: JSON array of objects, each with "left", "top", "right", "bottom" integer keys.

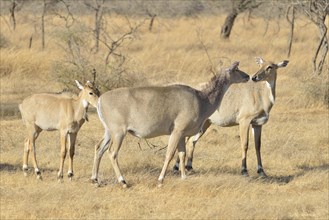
[
  {"left": 196, "top": 28, "right": 215, "bottom": 76},
  {"left": 297, "top": 0, "right": 328, "bottom": 75}
]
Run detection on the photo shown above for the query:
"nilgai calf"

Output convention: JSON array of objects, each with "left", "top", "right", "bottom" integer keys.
[
  {"left": 174, "top": 57, "right": 289, "bottom": 177},
  {"left": 19, "top": 81, "right": 100, "bottom": 180},
  {"left": 91, "top": 61, "right": 249, "bottom": 187}
]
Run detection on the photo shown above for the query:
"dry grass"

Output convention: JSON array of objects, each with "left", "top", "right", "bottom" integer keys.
[{"left": 0, "top": 12, "right": 328, "bottom": 219}]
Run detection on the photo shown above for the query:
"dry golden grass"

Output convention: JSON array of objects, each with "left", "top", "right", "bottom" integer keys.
[{"left": 0, "top": 12, "right": 328, "bottom": 219}]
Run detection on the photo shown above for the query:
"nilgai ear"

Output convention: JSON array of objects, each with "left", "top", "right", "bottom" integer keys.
[
  {"left": 277, "top": 60, "right": 289, "bottom": 68},
  {"left": 255, "top": 57, "right": 264, "bottom": 65},
  {"left": 229, "top": 61, "right": 239, "bottom": 71},
  {"left": 86, "top": 80, "right": 94, "bottom": 88},
  {"left": 75, "top": 80, "right": 84, "bottom": 90}
]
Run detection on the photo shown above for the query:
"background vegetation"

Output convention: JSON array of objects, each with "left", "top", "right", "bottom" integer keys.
[{"left": 0, "top": 0, "right": 328, "bottom": 219}]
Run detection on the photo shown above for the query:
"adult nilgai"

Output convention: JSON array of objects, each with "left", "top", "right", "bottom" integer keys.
[
  {"left": 91, "top": 61, "right": 249, "bottom": 187},
  {"left": 19, "top": 81, "right": 100, "bottom": 180},
  {"left": 174, "top": 57, "right": 289, "bottom": 177}
]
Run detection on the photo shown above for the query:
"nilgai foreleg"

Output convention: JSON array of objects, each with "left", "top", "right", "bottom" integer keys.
[
  {"left": 23, "top": 138, "right": 30, "bottom": 175},
  {"left": 91, "top": 131, "right": 111, "bottom": 183},
  {"left": 177, "top": 138, "right": 187, "bottom": 179},
  {"left": 58, "top": 131, "right": 68, "bottom": 180},
  {"left": 108, "top": 132, "right": 127, "bottom": 187},
  {"left": 239, "top": 121, "right": 250, "bottom": 176},
  {"left": 158, "top": 131, "right": 184, "bottom": 186},
  {"left": 23, "top": 126, "right": 42, "bottom": 178},
  {"left": 68, "top": 133, "right": 77, "bottom": 180},
  {"left": 186, "top": 119, "right": 211, "bottom": 171},
  {"left": 252, "top": 125, "right": 267, "bottom": 177}
]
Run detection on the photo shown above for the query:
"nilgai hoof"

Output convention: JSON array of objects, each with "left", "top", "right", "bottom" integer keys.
[
  {"left": 121, "top": 180, "right": 128, "bottom": 189},
  {"left": 91, "top": 178, "right": 98, "bottom": 184},
  {"left": 185, "top": 166, "right": 195, "bottom": 175},
  {"left": 36, "top": 170, "right": 42, "bottom": 180},
  {"left": 185, "top": 165, "right": 193, "bottom": 171},
  {"left": 58, "top": 174, "right": 64, "bottom": 183},
  {"left": 241, "top": 169, "right": 249, "bottom": 177},
  {"left": 68, "top": 172, "right": 74, "bottom": 181},
  {"left": 173, "top": 165, "right": 179, "bottom": 175},
  {"left": 257, "top": 169, "right": 267, "bottom": 178},
  {"left": 23, "top": 166, "right": 29, "bottom": 176},
  {"left": 23, "top": 169, "right": 28, "bottom": 177},
  {"left": 91, "top": 178, "right": 100, "bottom": 187},
  {"left": 157, "top": 180, "right": 164, "bottom": 188}
]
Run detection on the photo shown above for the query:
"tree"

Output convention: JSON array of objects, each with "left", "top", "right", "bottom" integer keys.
[
  {"left": 220, "top": 0, "right": 262, "bottom": 39},
  {"left": 298, "top": 0, "right": 328, "bottom": 75},
  {"left": 9, "top": 0, "right": 24, "bottom": 30},
  {"left": 286, "top": 5, "right": 295, "bottom": 57},
  {"left": 84, "top": 0, "right": 105, "bottom": 53},
  {"left": 41, "top": 0, "right": 60, "bottom": 49}
]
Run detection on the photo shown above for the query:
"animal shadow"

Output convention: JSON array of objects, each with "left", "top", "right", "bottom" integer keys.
[
  {"left": 297, "top": 163, "right": 329, "bottom": 172},
  {"left": 251, "top": 175, "right": 295, "bottom": 185},
  {"left": 251, "top": 163, "right": 329, "bottom": 185},
  {"left": 0, "top": 163, "right": 58, "bottom": 174},
  {"left": 0, "top": 163, "right": 21, "bottom": 172}
]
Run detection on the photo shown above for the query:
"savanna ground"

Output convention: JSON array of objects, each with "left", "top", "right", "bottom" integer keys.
[{"left": 0, "top": 2, "right": 328, "bottom": 219}]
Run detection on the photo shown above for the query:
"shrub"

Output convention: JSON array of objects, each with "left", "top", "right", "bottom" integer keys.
[
  {"left": 0, "top": 33, "right": 9, "bottom": 48},
  {"left": 303, "top": 75, "right": 329, "bottom": 108}
]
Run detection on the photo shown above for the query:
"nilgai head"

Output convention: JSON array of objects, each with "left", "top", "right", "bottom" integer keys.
[
  {"left": 203, "top": 61, "right": 249, "bottom": 102},
  {"left": 75, "top": 80, "right": 100, "bottom": 108},
  {"left": 223, "top": 61, "right": 250, "bottom": 83},
  {"left": 252, "top": 57, "right": 289, "bottom": 82}
]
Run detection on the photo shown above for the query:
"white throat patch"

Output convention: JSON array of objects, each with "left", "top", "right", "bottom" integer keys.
[
  {"left": 265, "top": 81, "right": 275, "bottom": 104},
  {"left": 82, "top": 99, "right": 89, "bottom": 108}
]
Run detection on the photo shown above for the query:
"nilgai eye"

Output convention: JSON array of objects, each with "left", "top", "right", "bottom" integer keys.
[{"left": 89, "top": 92, "right": 94, "bottom": 95}]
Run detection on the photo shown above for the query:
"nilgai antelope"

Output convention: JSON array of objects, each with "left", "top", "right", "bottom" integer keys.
[
  {"left": 174, "top": 57, "right": 289, "bottom": 177},
  {"left": 19, "top": 80, "right": 100, "bottom": 180},
  {"left": 91, "top": 61, "right": 250, "bottom": 187}
]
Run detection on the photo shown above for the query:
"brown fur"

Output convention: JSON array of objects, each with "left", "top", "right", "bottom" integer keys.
[{"left": 19, "top": 81, "right": 100, "bottom": 180}]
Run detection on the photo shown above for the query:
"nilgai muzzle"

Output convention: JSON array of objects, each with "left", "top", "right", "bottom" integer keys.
[
  {"left": 91, "top": 61, "right": 249, "bottom": 187},
  {"left": 19, "top": 81, "right": 100, "bottom": 180},
  {"left": 174, "top": 57, "right": 289, "bottom": 177}
]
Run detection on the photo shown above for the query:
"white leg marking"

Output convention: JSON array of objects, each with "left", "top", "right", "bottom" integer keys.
[
  {"left": 23, "top": 164, "right": 28, "bottom": 170},
  {"left": 193, "top": 132, "right": 201, "bottom": 142},
  {"left": 118, "top": 176, "right": 125, "bottom": 182}
]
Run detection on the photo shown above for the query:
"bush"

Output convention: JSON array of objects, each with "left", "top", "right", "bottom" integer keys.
[
  {"left": 52, "top": 57, "right": 148, "bottom": 93},
  {"left": 52, "top": 27, "right": 148, "bottom": 92},
  {"left": 304, "top": 75, "right": 329, "bottom": 108},
  {"left": 0, "top": 33, "right": 9, "bottom": 48}
]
